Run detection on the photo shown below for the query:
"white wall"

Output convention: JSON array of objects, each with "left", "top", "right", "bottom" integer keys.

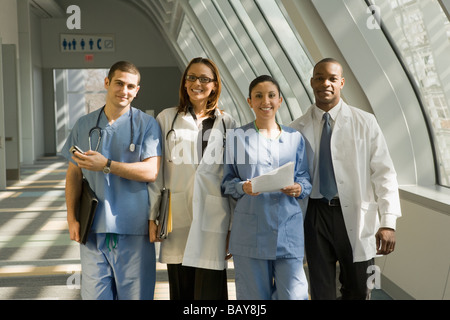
[
  {"left": 2, "top": 45, "right": 20, "bottom": 180},
  {"left": 39, "top": 0, "right": 182, "bottom": 155},
  {"left": 0, "top": 39, "right": 5, "bottom": 189},
  {"left": 0, "top": 0, "right": 21, "bottom": 178},
  {"left": 40, "top": 0, "right": 178, "bottom": 69},
  {"left": 31, "top": 11, "right": 45, "bottom": 158},
  {"left": 378, "top": 194, "right": 450, "bottom": 299},
  {"left": 0, "top": 0, "right": 19, "bottom": 49}
]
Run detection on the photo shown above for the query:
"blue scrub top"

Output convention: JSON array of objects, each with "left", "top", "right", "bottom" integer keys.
[
  {"left": 62, "top": 107, "right": 162, "bottom": 235},
  {"left": 221, "top": 122, "right": 311, "bottom": 260}
]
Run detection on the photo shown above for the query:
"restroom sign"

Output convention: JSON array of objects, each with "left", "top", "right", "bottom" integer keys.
[{"left": 60, "top": 34, "right": 115, "bottom": 53}]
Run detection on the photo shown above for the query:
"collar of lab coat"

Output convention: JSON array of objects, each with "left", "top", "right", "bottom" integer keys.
[{"left": 180, "top": 107, "right": 223, "bottom": 128}]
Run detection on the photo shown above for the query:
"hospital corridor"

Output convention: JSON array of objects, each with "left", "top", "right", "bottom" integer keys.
[{"left": 0, "top": 0, "right": 450, "bottom": 302}]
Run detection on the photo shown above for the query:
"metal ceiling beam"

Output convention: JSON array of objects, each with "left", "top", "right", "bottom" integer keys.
[{"left": 30, "top": 0, "right": 65, "bottom": 18}]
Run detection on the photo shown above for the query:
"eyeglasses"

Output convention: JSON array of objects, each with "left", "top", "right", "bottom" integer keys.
[{"left": 185, "top": 75, "right": 216, "bottom": 83}]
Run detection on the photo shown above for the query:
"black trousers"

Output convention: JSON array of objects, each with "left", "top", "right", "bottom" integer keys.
[
  {"left": 305, "top": 199, "right": 373, "bottom": 300},
  {"left": 167, "top": 264, "right": 228, "bottom": 300}
]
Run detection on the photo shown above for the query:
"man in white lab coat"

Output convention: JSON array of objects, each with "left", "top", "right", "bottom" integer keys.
[{"left": 290, "top": 58, "right": 401, "bottom": 299}]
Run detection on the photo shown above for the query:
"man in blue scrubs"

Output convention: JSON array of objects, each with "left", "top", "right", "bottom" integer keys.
[{"left": 62, "top": 61, "right": 162, "bottom": 300}]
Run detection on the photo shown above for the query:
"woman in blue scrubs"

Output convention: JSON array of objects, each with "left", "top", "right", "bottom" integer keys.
[{"left": 221, "top": 75, "right": 312, "bottom": 300}]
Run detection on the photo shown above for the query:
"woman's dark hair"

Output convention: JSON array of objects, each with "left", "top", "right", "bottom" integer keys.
[
  {"left": 248, "top": 75, "right": 281, "bottom": 98},
  {"left": 178, "top": 57, "right": 222, "bottom": 117}
]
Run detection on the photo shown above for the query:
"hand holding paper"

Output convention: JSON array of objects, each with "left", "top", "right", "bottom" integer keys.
[{"left": 250, "top": 162, "right": 295, "bottom": 193}]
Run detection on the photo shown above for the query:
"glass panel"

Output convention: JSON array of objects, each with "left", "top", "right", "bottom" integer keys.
[
  {"left": 176, "top": 15, "right": 243, "bottom": 125},
  {"left": 228, "top": 0, "right": 291, "bottom": 124},
  {"left": 378, "top": 0, "right": 450, "bottom": 186},
  {"left": 226, "top": 0, "right": 313, "bottom": 123},
  {"left": 66, "top": 69, "right": 108, "bottom": 129},
  {"left": 256, "top": 0, "right": 314, "bottom": 99},
  {"left": 182, "top": 0, "right": 315, "bottom": 124},
  {"left": 176, "top": 17, "right": 207, "bottom": 60},
  {"left": 189, "top": 0, "right": 256, "bottom": 97}
]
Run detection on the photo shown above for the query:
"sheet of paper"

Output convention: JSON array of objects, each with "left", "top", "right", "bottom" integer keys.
[{"left": 251, "top": 161, "right": 294, "bottom": 193}]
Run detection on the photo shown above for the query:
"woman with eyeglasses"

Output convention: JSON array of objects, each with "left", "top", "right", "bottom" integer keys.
[{"left": 149, "top": 57, "right": 237, "bottom": 300}]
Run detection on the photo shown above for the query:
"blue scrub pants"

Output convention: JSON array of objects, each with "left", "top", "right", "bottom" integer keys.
[
  {"left": 80, "top": 233, "right": 156, "bottom": 300},
  {"left": 233, "top": 255, "right": 308, "bottom": 300}
]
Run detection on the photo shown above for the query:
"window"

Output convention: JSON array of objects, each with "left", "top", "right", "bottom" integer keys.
[
  {"left": 177, "top": 15, "right": 243, "bottom": 125},
  {"left": 66, "top": 69, "right": 108, "bottom": 128},
  {"left": 227, "top": 0, "right": 312, "bottom": 123},
  {"left": 177, "top": 0, "right": 314, "bottom": 126},
  {"left": 377, "top": 0, "right": 450, "bottom": 186},
  {"left": 54, "top": 68, "right": 108, "bottom": 152}
]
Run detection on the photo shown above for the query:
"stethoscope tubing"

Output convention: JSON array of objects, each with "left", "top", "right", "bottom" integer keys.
[
  {"left": 89, "top": 105, "right": 135, "bottom": 152},
  {"left": 165, "top": 111, "right": 226, "bottom": 163}
]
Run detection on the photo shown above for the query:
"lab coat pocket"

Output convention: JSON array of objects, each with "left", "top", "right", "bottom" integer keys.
[
  {"left": 171, "top": 192, "right": 191, "bottom": 229},
  {"left": 360, "top": 201, "right": 379, "bottom": 240},
  {"left": 202, "top": 195, "right": 230, "bottom": 234}
]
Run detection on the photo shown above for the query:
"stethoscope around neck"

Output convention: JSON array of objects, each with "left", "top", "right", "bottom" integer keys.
[
  {"left": 89, "top": 105, "right": 135, "bottom": 152},
  {"left": 165, "top": 111, "right": 227, "bottom": 163},
  {"left": 165, "top": 112, "right": 179, "bottom": 142}
]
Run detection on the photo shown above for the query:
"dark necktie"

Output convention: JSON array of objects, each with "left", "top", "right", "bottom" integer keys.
[{"left": 319, "top": 113, "right": 337, "bottom": 200}]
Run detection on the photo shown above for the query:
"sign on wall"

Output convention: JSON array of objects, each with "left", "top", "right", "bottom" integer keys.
[{"left": 60, "top": 34, "right": 115, "bottom": 53}]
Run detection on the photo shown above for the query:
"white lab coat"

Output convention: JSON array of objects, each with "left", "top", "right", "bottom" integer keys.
[
  {"left": 149, "top": 107, "right": 237, "bottom": 270},
  {"left": 290, "top": 101, "right": 401, "bottom": 262}
]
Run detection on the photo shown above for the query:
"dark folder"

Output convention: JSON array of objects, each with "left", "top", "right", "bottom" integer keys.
[
  {"left": 157, "top": 188, "right": 171, "bottom": 240},
  {"left": 76, "top": 178, "right": 98, "bottom": 244}
]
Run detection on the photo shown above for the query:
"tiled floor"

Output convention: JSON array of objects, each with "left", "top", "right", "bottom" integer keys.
[
  {"left": 0, "top": 156, "right": 390, "bottom": 300},
  {"left": 0, "top": 157, "right": 80, "bottom": 299},
  {"left": 0, "top": 156, "right": 236, "bottom": 300}
]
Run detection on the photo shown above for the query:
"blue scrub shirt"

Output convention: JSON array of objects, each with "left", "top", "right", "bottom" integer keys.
[
  {"left": 221, "top": 122, "right": 312, "bottom": 260},
  {"left": 62, "top": 107, "right": 162, "bottom": 235}
]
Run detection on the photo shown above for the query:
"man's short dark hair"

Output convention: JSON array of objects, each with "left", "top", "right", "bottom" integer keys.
[
  {"left": 108, "top": 61, "right": 141, "bottom": 84},
  {"left": 313, "top": 58, "right": 343, "bottom": 77}
]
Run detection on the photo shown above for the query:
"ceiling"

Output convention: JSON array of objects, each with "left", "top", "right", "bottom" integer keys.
[
  {"left": 29, "top": 0, "right": 65, "bottom": 18},
  {"left": 30, "top": 0, "right": 183, "bottom": 37}
]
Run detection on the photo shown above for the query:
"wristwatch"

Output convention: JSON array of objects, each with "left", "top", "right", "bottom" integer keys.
[{"left": 103, "top": 159, "right": 112, "bottom": 174}]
